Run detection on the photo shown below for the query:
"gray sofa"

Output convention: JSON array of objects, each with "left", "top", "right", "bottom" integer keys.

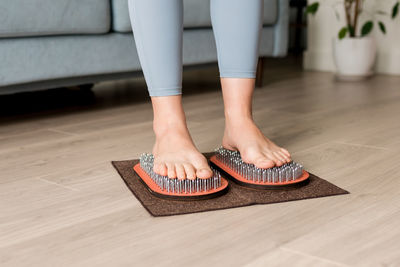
[{"left": 0, "top": 0, "right": 289, "bottom": 95}]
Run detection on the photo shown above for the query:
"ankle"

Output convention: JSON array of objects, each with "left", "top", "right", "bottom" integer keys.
[
  {"left": 151, "top": 95, "right": 189, "bottom": 137},
  {"left": 153, "top": 118, "right": 187, "bottom": 138},
  {"left": 224, "top": 113, "right": 254, "bottom": 128}
]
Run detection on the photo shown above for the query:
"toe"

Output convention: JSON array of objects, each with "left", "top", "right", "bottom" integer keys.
[
  {"left": 196, "top": 168, "right": 213, "bottom": 179},
  {"left": 158, "top": 163, "right": 168, "bottom": 176},
  {"left": 183, "top": 163, "right": 196, "bottom": 180},
  {"left": 166, "top": 163, "right": 177, "bottom": 179},
  {"left": 242, "top": 151, "right": 274, "bottom": 169},
  {"left": 153, "top": 163, "right": 160, "bottom": 174},
  {"left": 175, "top": 164, "right": 186, "bottom": 180},
  {"left": 264, "top": 152, "right": 279, "bottom": 166},
  {"left": 272, "top": 152, "right": 285, "bottom": 166},
  {"left": 255, "top": 157, "right": 275, "bottom": 169},
  {"left": 154, "top": 162, "right": 168, "bottom": 176},
  {"left": 192, "top": 156, "right": 213, "bottom": 179},
  {"left": 277, "top": 151, "right": 291, "bottom": 163},
  {"left": 280, "top": 148, "right": 291, "bottom": 159}
]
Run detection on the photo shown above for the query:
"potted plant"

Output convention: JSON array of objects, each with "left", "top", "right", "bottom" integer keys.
[{"left": 306, "top": 0, "right": 399, "bottom": 79}]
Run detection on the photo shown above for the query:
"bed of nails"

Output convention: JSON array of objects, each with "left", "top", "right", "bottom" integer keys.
[
  {"left": 139, "top": 153, "right": 222, "bottom": 194},
  {"left": 215, "top": 147, "right": 304, "bottom": 183}
]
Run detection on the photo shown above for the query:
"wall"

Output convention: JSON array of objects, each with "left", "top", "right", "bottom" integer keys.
[{"left": 304, "top": 0, "right": 400, "bottom": 75}]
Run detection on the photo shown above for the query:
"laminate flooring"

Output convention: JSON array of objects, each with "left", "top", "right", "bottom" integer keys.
[{"left": 1, "top": 58, "right": 399, "bottom": 266}]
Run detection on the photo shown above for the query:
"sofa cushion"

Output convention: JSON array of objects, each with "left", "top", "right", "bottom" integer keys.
[
  {"left": 0, "top": 0, "right": 110, "bottom": 38},
  {"left": 112, "top": 0, "right": 278, "bottom": 33}
]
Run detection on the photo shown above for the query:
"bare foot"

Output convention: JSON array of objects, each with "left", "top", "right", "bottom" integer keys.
[
  {"left": 219, "top": 77, "right": 291, "bottom": 169},
  {"left": 222, "top": 117, "right": 292, "bottom": 168},
  {"left": 152, "top": 124, "right": 212, "bottom": 180},
  {"left": 150, "top": 95, "right": 212, "bottom": 180}
]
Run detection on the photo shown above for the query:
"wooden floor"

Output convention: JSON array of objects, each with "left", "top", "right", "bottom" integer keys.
[{"left": 1, "top": 58, "right": 400, "bottom": 266}]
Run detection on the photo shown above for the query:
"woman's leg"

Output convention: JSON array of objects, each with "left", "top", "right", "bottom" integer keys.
[
  {"left": 128, "top": 0, "right": 212, "bottom": 179},
  {"left": 211, "top": 0, "right": 291, "bottom": 168}
]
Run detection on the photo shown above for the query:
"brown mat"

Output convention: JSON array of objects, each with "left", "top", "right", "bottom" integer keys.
[{"left": 112, "top": 153, "right": 349, "bottom": 217}]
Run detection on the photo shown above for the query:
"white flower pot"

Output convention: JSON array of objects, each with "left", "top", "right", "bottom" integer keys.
[{"left": 333, "top": 37, "right": 377, "bottom": 80}]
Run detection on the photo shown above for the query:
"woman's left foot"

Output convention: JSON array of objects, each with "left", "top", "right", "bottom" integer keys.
[{"left": 222, "top": 117, "right": 292, "bottom": 168}]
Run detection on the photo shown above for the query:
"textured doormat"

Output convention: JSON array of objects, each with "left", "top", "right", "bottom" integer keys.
[{"left": 112, "top": 153, "right": 349, "bottom": 217}]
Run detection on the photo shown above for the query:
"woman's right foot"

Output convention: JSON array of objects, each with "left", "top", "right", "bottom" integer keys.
[
  {"left": 150, "top": 95, "right": 212, "bottom": 180},
  {"left": 152, "top": 124, "right": 212, "bottom": 180}
]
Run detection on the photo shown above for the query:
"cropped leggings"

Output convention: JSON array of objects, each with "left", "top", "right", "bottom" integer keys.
[{"left": 128, "top": 0, "right": 263, "bottom": 97}]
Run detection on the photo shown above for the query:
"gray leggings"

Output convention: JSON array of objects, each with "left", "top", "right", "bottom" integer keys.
[{"left": 128, "top": 0, "right": 263, "bottom": 97}]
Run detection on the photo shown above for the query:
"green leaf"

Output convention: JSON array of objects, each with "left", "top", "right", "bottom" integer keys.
[
  {"left": 348, "top": 25, "right": 355, "bottom": 37},
  {"left": 306, "top": 2, "right": 319, "bottom": 15},
  {"left": 338, "top": 27, "right": 348, "bottom": 39},
  {"left": 393, "top": 2, "right": 399, "bottom": 19},
  {"left": 361, "top": 21, "right": 374, "bottom": 37},
  {"left": 378, "top": 21, "right": 386, "bottom": 34}
]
